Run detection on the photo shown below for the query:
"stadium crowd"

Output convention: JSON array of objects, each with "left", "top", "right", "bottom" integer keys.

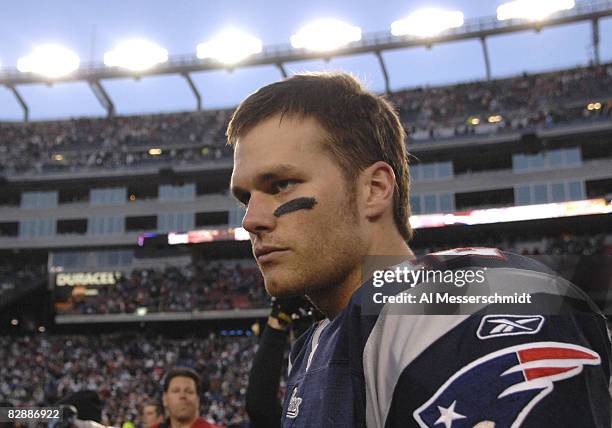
[
  {"left": 48, "top": 233, "right": 609, "bottom": 316},
  {"left": 0, "top": 263, "right": 46, "bottom": 305},
  {"left": 397, "top": 61, "right": 612, "bottom": 139},
  {"left": 58, "top": 261, "right": 269, "bottom": 315},
  {"left": 0, "top": 62, "right": 611, "bottom": 175},
  {"left": 418, "top": 233, "right": 610, "bottom": 257},
  {"left": 0, "top": 333, "right": 257, "bottom": 427},
  {"left": 0, "top": 234, "right": 608, "bottom": 428},
  {"left": 0, "top": 263, "right": 45, "bottom": 295}
]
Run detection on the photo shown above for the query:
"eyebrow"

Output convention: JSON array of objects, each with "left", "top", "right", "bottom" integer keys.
[{"left": 231, "top": 164, "right": 299, "bottom": 202}]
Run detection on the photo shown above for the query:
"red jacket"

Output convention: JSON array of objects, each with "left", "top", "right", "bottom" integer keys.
[
  {"left": 190, "top": 418, "right": 223, "bottom": 428},
  {"left": 152, "top": 418, "right": 224, "bottom": 428}
]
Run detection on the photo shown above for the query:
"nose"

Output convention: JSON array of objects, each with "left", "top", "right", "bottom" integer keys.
[{"left": 242, "top": 193, "right": 276, "bottom": 234}]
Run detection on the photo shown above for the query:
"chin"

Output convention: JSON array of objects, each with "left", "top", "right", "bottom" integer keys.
[{"left": 263, "top": 274, "right": 308, "bottom": 298}]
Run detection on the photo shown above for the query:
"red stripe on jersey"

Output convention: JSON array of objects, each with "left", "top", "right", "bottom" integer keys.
[
  {"left": 518, "top": 347, "right": 598, "bottom": 362},
  {"left": 524, "top": 366, "right": 577, "bottom": 380}
]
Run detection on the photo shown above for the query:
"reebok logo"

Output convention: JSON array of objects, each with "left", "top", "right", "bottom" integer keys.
[{"left": 477, "top": 315, "right": 545, "bottom": 339}]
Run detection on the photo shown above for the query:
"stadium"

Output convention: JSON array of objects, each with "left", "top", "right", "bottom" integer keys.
[{"left": 1, "top": 1, "right": 611, "bottom": 427}]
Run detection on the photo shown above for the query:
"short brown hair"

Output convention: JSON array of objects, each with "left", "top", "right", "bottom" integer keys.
[
  {"left": 226, "top": 72, "right": 412, "bottom": 242},
  {"left": 143, "top": 401, "right": 163, "bottom": 417},
  {"left": 163, "top": 367, "right": 201, "bottom": 396}
]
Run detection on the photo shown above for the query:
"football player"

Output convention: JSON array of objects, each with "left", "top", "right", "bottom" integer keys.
[{"left": 228, "top": 72, "right": 611, "bottom": 427}]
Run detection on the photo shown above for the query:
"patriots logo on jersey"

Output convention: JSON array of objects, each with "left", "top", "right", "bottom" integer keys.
[
  {"left": 413, "top": 342, "right": 601, "bottom": 428},
  {"left": 286, "top": 387, "right": 302, "bottom": 419}
]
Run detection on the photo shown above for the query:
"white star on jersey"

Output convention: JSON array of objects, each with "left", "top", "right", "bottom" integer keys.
[{"left": 434, "top": 400, "right": 466, "bottom": 428}]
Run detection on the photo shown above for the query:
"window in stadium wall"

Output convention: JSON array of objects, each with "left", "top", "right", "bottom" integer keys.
[
  {"left": 158, "top": 212, "right": 195, "bottom": 232},
  {"left": 551, "top": 183, "right": 565, "bottom": 202},
  {"left": 549, "top": 150, "right": 563, "bottom": 167},
  {"left": 88, "top": 216, "right": 124, "bottom": 235},
  {"left": 565, "top": 148, "right": 581, "bottom": 165},
  {"left": 516, "top": 186, "right": 530, "bottom": 205},
  {"left": 97, "top": 250, "right": 133, "bottom": 267},
  {"left": 410, "top": 193, "right": 455, "bottom": 214},
  {"left": 514, "top": 180, "right": 585, "bottom": 205},
  {"left": 424, "top": 195, "right": 436, "bottom": 213},
  {"left": 410, "top": 162, "right": 453, "bottom": 182},
  {"left": 568, "top": 181, "right": 584, "bottom": 200},
  {"left": 90, "top": 187, "right": 127, "bottom": 205},
  {"left": 159, "top": 183, "right": 195, "bottom": 201},
  {"left": 51, "top": 251, "right": 88, "bottom": 269},
  {"left": 228, "top": 208, "right": 245, "bottom": 227},
  {"left": 19, "top": 218, "right": 55, "bottom": 238},
  {"left": 533, "top": 184, "right": 548, "bottom": 204},
  {"left": 410, "top": 196, "right": 421, "bottom": 215},
  {"left": 20, "top": 191, "right": 58, "bottom": 209},
  {"left": 512, "top": 148, "right": 582, "bottom": 172}
]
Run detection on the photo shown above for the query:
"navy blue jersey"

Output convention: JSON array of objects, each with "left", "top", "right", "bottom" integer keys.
[{"left": 281, "top": 249, "right": 611, "bottom": 428}]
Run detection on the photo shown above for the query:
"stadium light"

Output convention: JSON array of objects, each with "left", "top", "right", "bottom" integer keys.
[
  {"left": 17, "top": 44, "right": 80, "bottom": 78},
  {"left": 587, "top": 102, "right": 602, "bottom": 110},
  {"left": 391, "top": 8, "right": 464, "bottom": 37},
  {"left": 148, "top": 148, "right": 162, "bottom": 156},
  {"left": 291, "top": 19, "right": 362, "bottom": 52},
  {"left": 196, "top": 28, "right": 263, "bottom": 65},
  {"left": 487, "top": 114, "right": 503, "bottom": 123},
  {"left": 104, "top": 39, "right": 168, "bottom": 71},
  {"left": 497, "top": 0, "right": 575, "bottom": 21}
]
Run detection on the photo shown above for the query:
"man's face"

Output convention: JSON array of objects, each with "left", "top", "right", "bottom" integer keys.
[
  {"left": 231, "top": 114, "right": 368, "bottom": 297},
  {"left": 142, "top": 405, "right": 162, "bottom": 428},
  {"left": 162, "top": 376, "right": 199, "bottom": 423}
]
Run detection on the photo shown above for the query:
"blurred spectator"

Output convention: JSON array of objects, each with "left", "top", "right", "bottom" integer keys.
[{"left": 141, "top": 401, "right": 164, "bottom": 428}]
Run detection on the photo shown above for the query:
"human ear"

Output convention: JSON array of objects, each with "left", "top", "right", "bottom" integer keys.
[{"left": 362, "top": 161, "right": 396, "bottom": 219}]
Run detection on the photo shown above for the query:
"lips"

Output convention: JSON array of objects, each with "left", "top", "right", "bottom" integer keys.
[{"left": 254, "top": 246, "right": 288, "bottom": 261}]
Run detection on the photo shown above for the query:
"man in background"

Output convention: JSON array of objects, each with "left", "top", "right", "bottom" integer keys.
[
  {"left": 141, "top": 401, "right": 163, "bottom": 428},
  {"left": 155, "top": 367, "right": 222, "bottom": 428}
]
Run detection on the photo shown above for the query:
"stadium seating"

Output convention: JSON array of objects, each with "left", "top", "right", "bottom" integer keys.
[
  {"left": 1, "top": 62, "right": 610, "bottom": 175},
  {"left": 0, "top": 333, "right": 258, "bottom": 427},
  {"left": 0, "top": 233, "right": 602, "bottom": 316}
]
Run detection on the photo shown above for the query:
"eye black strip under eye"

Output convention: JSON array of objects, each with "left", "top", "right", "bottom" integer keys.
[{"left": 273, "top": 197, "right": 317, "bottom": 217}]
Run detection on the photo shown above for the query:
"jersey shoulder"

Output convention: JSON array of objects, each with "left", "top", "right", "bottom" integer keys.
[{"left": 423, "top": 247, "right": 556, "bottom": 275}]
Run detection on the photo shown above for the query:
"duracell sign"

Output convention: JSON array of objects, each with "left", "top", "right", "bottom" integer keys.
[{"left": 56, "top": 272, "right": 120, "bottom": 287}]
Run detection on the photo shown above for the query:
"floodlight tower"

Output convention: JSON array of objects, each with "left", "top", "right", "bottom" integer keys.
[
  {"left": 591, "top": 16, "right": 600, "bottom": 64},
  {"left": 1, "top": 1, "right": 610, "bottom": 121},
  {"left": 11, "top": 44, "right": 81, "bottom": 121},
  {"left": 195, "top": 28, "right": 264, "bottom": 110}
]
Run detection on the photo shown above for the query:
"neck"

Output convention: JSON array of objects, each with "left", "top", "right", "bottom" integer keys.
[
  {"left": 308, "top": 233, "right": 414, "bottom": 320},
  {"left": 307, "top": 267, "right": 362, "bottom": 319},
  {"left": 169, "top": 416, "right": 197, "bottom": 428}
]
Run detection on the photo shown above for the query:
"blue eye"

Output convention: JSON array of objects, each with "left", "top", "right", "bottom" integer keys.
[{"left": 272, "top": 179, "right": 297, "bottom": 193}]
